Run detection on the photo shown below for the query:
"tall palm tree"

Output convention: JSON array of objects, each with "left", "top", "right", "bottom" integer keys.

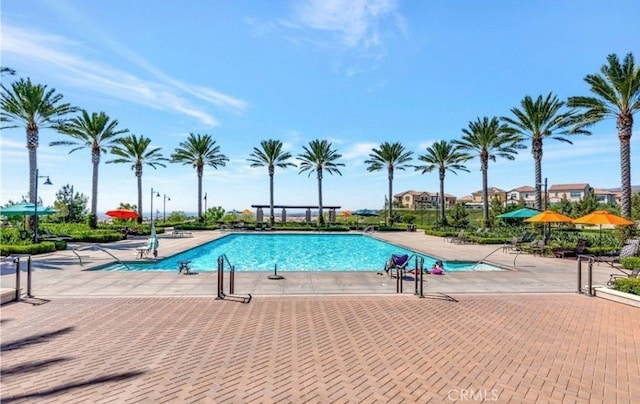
[
  {"left": 1, "top": 78, "right": 77, "bottom": 205},
  {"left": 247, "top": 139, "right": 296, "bottom": 226},
  {"left": 364, "top": 142, "right": 413, "bottom": 225},
  {"left": 297, "top": 139, "right": 344, "bottom": 225},
  {"left": 568, "top": 52, "right": 640, "bottom": 219},
  {"left": 452, "top": 117, "right": 525, "bottom": 225},
  {"left": 501, "top": 93, "right": 590, "bottom": 210},
  {"left": 50, "top": 110, "right": 129, "bottom": 217},
  {"left": 171, "top": 133, "right": 228, "bottom": 219},
  {"left": 106, "top": 135, "right": 169, "bottom": 223},
  {"left": 414, "top": 140, "right": 471, "bottom": 226}
]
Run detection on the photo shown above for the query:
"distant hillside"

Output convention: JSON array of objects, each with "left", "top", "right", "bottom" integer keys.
[{"left": 603, "top": 185, "right": 640, "bottom": 193}]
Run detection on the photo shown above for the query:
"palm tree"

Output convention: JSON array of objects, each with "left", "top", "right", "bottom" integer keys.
[
  {"left": 1, "top": 78, "right": 77, "bottom": 206},
  {"left": 297, "top": 139, "right": 344, "bottom": 226},
  {"left": 568, "top": 53, "right": 640, "bottom": 219},
  {"left": 247, "top": 139, "right": 296, "bottom": 226},
  {"left": 171, "top": 133, "right": 228, "bottom": 219},
  {"left": 501, "top": 93, "right": 590, "bottom": 210},
  {"left": 364, "top": 142, "right": 413, "bottom": 225},
  {"left": 50, "top": 110, "right": 129, "bottom": 218},
  {"left": 414, "top": 140, "right": 471, "bottom": 226},
  {"left": 452, "top": 117, "right": 525, "bottom": 225},
  {"left": 106, "top": 135, "right": 169, "bottom": 222}
]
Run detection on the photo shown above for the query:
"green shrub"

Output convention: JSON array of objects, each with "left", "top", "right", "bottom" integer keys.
[
  {"left": 613, "top": 278, "right": 640, "bottom": 296},
  {"left": 1, "top": 241, "right": 57, "bottom": 256},
  {"left": 620, "top": 256, "right": 640, "bottom": 269}
]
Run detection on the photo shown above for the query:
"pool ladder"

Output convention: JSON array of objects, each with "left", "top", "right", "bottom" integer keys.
[{"left": 216, "top": 254, "right": 252, "bottom": 304}]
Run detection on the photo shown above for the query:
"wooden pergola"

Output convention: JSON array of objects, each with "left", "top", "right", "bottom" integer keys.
[{"left": 250, "top": 205, "right": 342, "bottom": 223}]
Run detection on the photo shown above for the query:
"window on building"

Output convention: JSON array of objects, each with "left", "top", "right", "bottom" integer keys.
[{"left": 570, "top": 191, "right": 581, "bottom": 198}]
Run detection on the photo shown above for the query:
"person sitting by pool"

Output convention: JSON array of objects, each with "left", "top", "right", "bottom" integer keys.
[{"left": 430, "top": 260, "right": 445, "bottom": 275}]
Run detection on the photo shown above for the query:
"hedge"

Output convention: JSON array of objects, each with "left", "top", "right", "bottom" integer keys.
[
  {"left": 613, "top": 278, "right": 640, "bottom": 296},
  {"left": 1, "top": 241, "right": 58, "bottom": 256}
]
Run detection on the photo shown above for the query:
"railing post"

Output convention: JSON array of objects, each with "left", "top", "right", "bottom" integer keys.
[
  {"left": 216, "top": 256, "right": 224, "bottom": 299},
  {"left": 229, "top": 265, "right": 235, "bottom": 295},
  {"left": 27, "top": 255, "right": 33, "bottom": 298},
  {"left": 577, "top": 257, "right": 583, "bottom": 294},
  {"left": 13, "top": 257, "right": 21, "bottom": 302},
  {"left": 587, "top": 259, "right": 593, "bottom": 297}
]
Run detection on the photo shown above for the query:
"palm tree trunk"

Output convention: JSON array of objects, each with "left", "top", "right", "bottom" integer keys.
[
  {"left": 27, "top": 127, "right": 38, "bottom": 232},
  {"left": 91, "top": 148, "right": 100, "bottom": 216},
  {"left": 618, "top": 125, "right": 632, "bottom": 219},
  {"left": 481, "top": 160, "right": 489, "bottom": 225},
  {"left": 439, "top": 169, "right": 446, "bottom": 225},
  {"left": 532, "top": 138, "right": 543, "bottom": 211},
  {"left": 269, "top": 166, "right": 275, "bottom": 226},
  {"left": 197, "top": 165, "right": 203, "bottom": 218},
  {"left": 136, "top": 169, "right": 143, "bottom": 224},
  {"left": 387, "top": 167, "right": 394, "bottom": 225},
  {"left": 317, "top": 170, "right": 324, "bottom": 225}
]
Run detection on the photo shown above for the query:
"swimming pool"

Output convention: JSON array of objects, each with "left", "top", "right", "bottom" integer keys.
[{"left": 95, "top": 233, "right": 505, "bottom": 272}]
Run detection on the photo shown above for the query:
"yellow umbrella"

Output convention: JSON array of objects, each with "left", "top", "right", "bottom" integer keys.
[
  {"left": 524, "top": 210, "right": 573, "bottom": 223},
  {"left": 572, "top": 210, "right": 634, "bottom": 255}
]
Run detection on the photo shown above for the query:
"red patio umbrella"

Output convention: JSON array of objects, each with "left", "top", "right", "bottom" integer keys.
[{"left": 105, "top": 208, "right": 139, "bottom": 220}]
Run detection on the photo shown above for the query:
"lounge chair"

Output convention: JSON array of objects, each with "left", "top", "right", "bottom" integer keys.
[
  {"left": 40, "top": 229, "right": 73, "bottom": 241},
  {"left": 607, "top": 267, "right": 640, "bottom": 287},
  {"left": 554, "top": 239, "right": 588, "bottom": 258},
  {"left": 446, "top": 229, "right": 466, "bottom": 244},
  {"left": 595, "top": 239, "right": 639, "bottom": 267},
  {"left": 383, "top": 254, "right": 410, "bottom": 277}
]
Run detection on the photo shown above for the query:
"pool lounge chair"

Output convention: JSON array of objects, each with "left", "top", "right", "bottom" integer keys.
[
  {"left": 607, "top": 267, "right": 640, "bottom": 287},
  {"left": 554, "top": 239, "right": 588, "bottom": 259},
  {"left": 595, "top": 239, "right": 639, "bottom": 267},
  {"left": 40, "top": 229, "right": 73, "bottom": 241}
]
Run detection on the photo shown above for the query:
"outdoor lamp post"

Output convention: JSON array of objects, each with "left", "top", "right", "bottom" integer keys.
[
  {"left": 163, "top": 194, "right": 170, "bottom": 222},
  {"left": 33, "top": 168, "right": 52, "bottom": 243},
  {"left": 150, "top": 188, "right": 160, "bottom": 228}
]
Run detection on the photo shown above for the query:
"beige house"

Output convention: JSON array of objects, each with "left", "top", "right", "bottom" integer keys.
[
  {"left": 507, "top": 185, "right": 536, "bottom": 207},
  {"left": 593, "top": 188, "right": 617, "bottom": 205},
  {"left": 394, "top": 190, "right": 457, "bottom": 209},
  {"left": 548, "top": 183, "right": 592, "bottom": 204},
  {"left": 470, "top": 187, "right": 508, "bottom": 204}
]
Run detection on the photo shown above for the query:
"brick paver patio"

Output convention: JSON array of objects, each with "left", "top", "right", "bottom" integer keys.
[{"left": 2, "top": 293, "right": 639, "bottom": 403}]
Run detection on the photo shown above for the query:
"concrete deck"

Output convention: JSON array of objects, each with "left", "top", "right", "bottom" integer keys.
[{"left": 1, "top": 231, "right": 638, "bottom": 403}]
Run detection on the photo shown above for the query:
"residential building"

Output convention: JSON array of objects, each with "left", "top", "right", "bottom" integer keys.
[
  {"left": 507, "top": 185, "right": 536, "bottom": 207},
  {"left": 593, "top": 188, "right": 617, "bottom": 205},
  {"left": 470, "top": 187, "right": 507, "bottom": 204},
  {"left": 548, "top": 183, "right": 592, "bottom": 204},
  {"left": 394, "top": 190, "right": 457, "bottom": 209}
]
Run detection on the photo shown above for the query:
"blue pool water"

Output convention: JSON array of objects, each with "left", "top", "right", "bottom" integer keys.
[{"left": 95, "top": 233, "right": 505, "bottom": 272}]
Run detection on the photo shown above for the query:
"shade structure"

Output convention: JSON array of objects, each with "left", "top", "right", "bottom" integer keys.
[
  {"left": 353, "top": 209, "right": 378, "bottom": 217},
  {"left": 0, "top": 203, "right": 57, "bottom": 217},
  {"left": 572, "top": 210, "right": 634, "bottom": 255},
  {"left": 105, "top": 208, "right": 139, "bottom": 220},
  {"left": 497, "top": 208, "right": 540, "bottom": 219},
  {"left": 524, "top": 210, "right": 573, "bottom": 223},
  {"left": 572, "top": 210, "right": 634, "bottom": 226}
]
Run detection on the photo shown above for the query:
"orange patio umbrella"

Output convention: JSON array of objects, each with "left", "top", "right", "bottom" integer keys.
[
  {"left": 572, "top": 210, "right": 634, "bottom": 255},
  {"left": 339, "top": 210, "right": 353, "bottom": 217},
  {"left": 572, "top": 210, "right": 634, "bottom": 226},
  {"left": 524, "top": 210, "right": 573, "bottom": 223}
]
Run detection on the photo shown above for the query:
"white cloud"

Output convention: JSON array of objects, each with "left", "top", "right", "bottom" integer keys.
[{"left": 1, "top": 25, "right": 247, "bottom": 126}]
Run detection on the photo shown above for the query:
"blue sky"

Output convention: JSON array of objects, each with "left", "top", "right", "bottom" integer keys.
[{"left": 1, "top": 0, "right": 639, "bottom": 216}]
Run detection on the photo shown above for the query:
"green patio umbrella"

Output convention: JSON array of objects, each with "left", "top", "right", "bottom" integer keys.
[
  {"left": 0, "top": 203, "right": 57, "bottom": 217},
  {"left": 497, "top": 207, "right": 540, "bottom": 219}
]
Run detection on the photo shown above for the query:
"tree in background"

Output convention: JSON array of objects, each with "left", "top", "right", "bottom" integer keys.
[
  {"left": 365, "top": 142, "right": 413, "bottom": 226},
  {"left": 171, "top": 133, "right": 228, "bottom": 219},
  {"left": 297, "top": 139, "right": 344, "bottom": 226},
  {"left": 247, "top": 139, "right": 296, "bottom": 226},
  {"left": 0, "top": 78, "right": 77, "bottom": 211},
  {"left": 501, "top": 93, "right": 590, "bottom": 211},
  {"left": 107, "top": 134, "right": 169, "bottom": 223},
  {"left": 50, "top": 110, "right": 129, "bottom": 223},
  {"left": 52, "top": 184, "right": 87, "bottom": 223},
  {"left": 453, "top": 117, "right": 524, "bottom": 227},
  {"left": 414, "top": 140, "right": 471, "bottom": 226},
  {"left": 568, "top": 53, "right": 640, "bottom": 219}
]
